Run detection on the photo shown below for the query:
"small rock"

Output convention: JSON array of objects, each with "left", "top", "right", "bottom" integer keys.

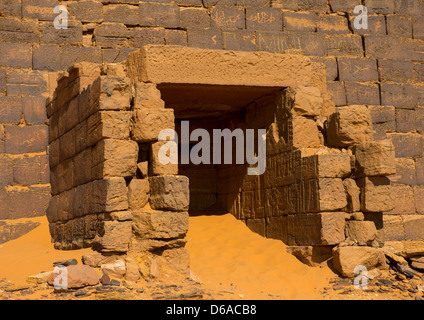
[
  {"left": 101, "top": 260, "right": 126, "bottom": 278},
  {"left": 366, "top": 269, "right": 382, "bottom": 280},
  {"left": 53, "top": 259, "right": 78, "bottom": 267},
  {"left": 397, "top": 263, "right": 419, "bottom": 278},
  {"left": 110, "top": 279, "right": 120, "bottom": 286},
  {"left": 100, "top": 272, "right": 111, "bottom": 285},
  {"left": 136, "top": 288, "right": 144, "bottom": 294},
  {"left": 47, "top": 265, "right": 99, "bottom": 289},
  {"left": 27, "top": 271, "right": 53, "bottom": 284},
  {"left": 5, "top": 284, "right": 29, "bottom": 292}
]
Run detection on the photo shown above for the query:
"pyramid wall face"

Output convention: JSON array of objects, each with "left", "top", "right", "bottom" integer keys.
[{"left": 0, "top": 0, "right": 424, "bottom": 252}]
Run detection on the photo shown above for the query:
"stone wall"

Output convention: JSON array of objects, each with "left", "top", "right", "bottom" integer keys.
[{"left": 0, "top": 0, "right": 424, "bottom": 244}]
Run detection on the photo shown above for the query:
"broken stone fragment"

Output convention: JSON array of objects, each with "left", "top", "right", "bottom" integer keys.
[
  {"left": 332, "top": 246, "right": 383, "bottom": 278},
  {"left": 53, "top": 258, "right": 78, "bottom": 267},
  {"left": 343, "top": 179, "right": 361, "bottom": 213},
  {"left": 100, "top": 259, "right": 126, "bottom": 278}
]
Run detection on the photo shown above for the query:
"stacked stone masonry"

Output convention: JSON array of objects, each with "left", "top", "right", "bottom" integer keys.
[
  {"left": 43, "top": 44, "right": 400, "bottom": 277},
  {"left": 0, "top": 0, "right": 423, "bottom": 267}
]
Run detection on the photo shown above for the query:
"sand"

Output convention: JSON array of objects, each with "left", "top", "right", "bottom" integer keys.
[
  {"left": 0, "top": 213, "right": 334, "bottom": 299},
  {"left": 186, "top": 214, "right": 334, "bottom": 300},
  {"left": 0, "top": 216, "right": 92, "bottom": 285}
]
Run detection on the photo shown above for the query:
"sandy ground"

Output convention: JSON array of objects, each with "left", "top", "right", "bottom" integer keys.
[
  {"left": 0, "top": 214, "right": 421, "bottom": 300},
  {"left": 0, "top": 216, "right": 92, "bottom": 285}
]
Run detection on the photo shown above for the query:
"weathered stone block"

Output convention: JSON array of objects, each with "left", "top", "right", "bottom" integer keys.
[
  {"left": 318, "top": 178, "right": 348, "bottom": 212},
  {"left": 139, "top": 2, "right": 180, "bottom": 28},
  {"left": 132, "top": 108, "right": 174, "bottom": 143},
  {"left": 87, "top": 111, "right": 131, "bottom": 147},
  {"left": 91, "top": 139, "right": 138, "bottom": 178},
  {"left": 302, "top": 153, "right": 351, "bottom": 179},
  {"left": 387, "top": 184, "right": 415, "bottom": 215},
  {"left": 382, "top": 215, "right": 405, "bottom": 241},
  {"left": 149, "top": 141, "right": 178, "bottom": 176},
  {"left": 134, "top": 82, "right": 165, "bottom": 110},
  {"left": 403, "top": 215, "right": 424, "bottom": 241},
  {"left": 91, "top": 177, "right": 128, "bottom": 213},
  {"left": 389, "top": 133, "right": 424, "bottom": 158},
  {"left": 353, "top": 140, "right": 396, "bottom": 177},
  {"left": 94, "top": 220, "right": 132, "bottom": 253},
  {"left": 291, "top": 116, "right": 321, "bottom": 148},
  {"left": 414, "top": 186, "right": 424, "bottom": 215},
  {"left": 132, "top": 210, "right": 189, "bottom": 239},
  {"left": 98, "top": 76, "right": 132, "bottom": 111},
  {"left": 327, "top": 105, "right": 372, "bottom": 147},
  {"left": 390, "top": 158, "right": 416, "bottom": 185},
  {"left": 357, "top": 177, "right": 394, "bottom": 213},
  {"left": 128, "top": 179, "right": 149, "bottom": 210},
  {"left": 292, "top": 86, "right": 323, "bottom": 117},
  {"left": 287, "top": 212, "right": 346, "bottom": 246},
  {"left": 266, "top": 216, "right": 288, "bottom": 243},
  {"left": 345, "top": 221, "right": 377, "bottom": 245},
  {"left": 149, "top": 175, "right": 189, "bottom": 212}
]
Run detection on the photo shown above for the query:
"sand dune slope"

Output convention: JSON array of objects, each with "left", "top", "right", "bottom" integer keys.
[{"left": 186, "top": 214, "right": 334, "bottom": 299}]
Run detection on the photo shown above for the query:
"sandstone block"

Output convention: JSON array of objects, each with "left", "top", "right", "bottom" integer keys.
[
  {"left": 353, "top": 140, "right": 396, "bottom": 177},
  {"left": 149, "top": 141, "right": 178, "bottom": 176},
  {"left": 292, "top": 86, "right": 323, "bottom": 117},
  {"left": 87, "top": 111, "right": 131, "bottom": 147},
  {"left": 149, "top": 175, "right": 189, "bottom": 212},
  {"left": 332, "top": 246, "right": 382, "bottom": 278},
  {"left": 357, "top": 177, "right": 394, "bottom": 213},
  {"left": 91, "top": 139, "right": 138, "bottom": 178},
  {"left": 390, "top": 158, "right": 416, "bottom": 185},
  {"left": 128, "top": 179, "right": 149, "bottom": 210},
  {"left": 291, "top": 116, "right": 321, "bottom": 148},
  {"left": 91, "top": 177, "right": 128, "bottom": 213},
  {"left": 327, "top": 105, "right": 372, "bottom": 147},
  {"left": 318, "top": 178, "right": 347, "bottom": 212},
  {"left": 131, "top": 108, "right": 174, "bottom": 143},
  {"left": 160, "top": 247, "right": 190, "bottom": 276},
  {"left": 132, "top": 210, "right": 189, "bottom": 239},
  {"left": 287, "top": 212, "right": 346, "bottom": 246},
  {"left": 403, "top": 215, "right": 424, "bottom": 241},
  {"left": 388, "top": 184, "right": 415, "bottom": 215},
  {"left": 345, "top": 221, "right": 377, "bottom": 246},
  {"left": 266, "top": 216, "right": 288, "bottom": 243},
  {"left": 94, "top": 220, "right": 132, "bottom": 253},
  {"left": 98, "top": 76, "right": 132, "bottom": 111},
  {"left": 134, "top": 82, "right": 165, "bottom": 110},
  {"left": 302, "top": 153, "right": 351, "bottom": 179}
]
